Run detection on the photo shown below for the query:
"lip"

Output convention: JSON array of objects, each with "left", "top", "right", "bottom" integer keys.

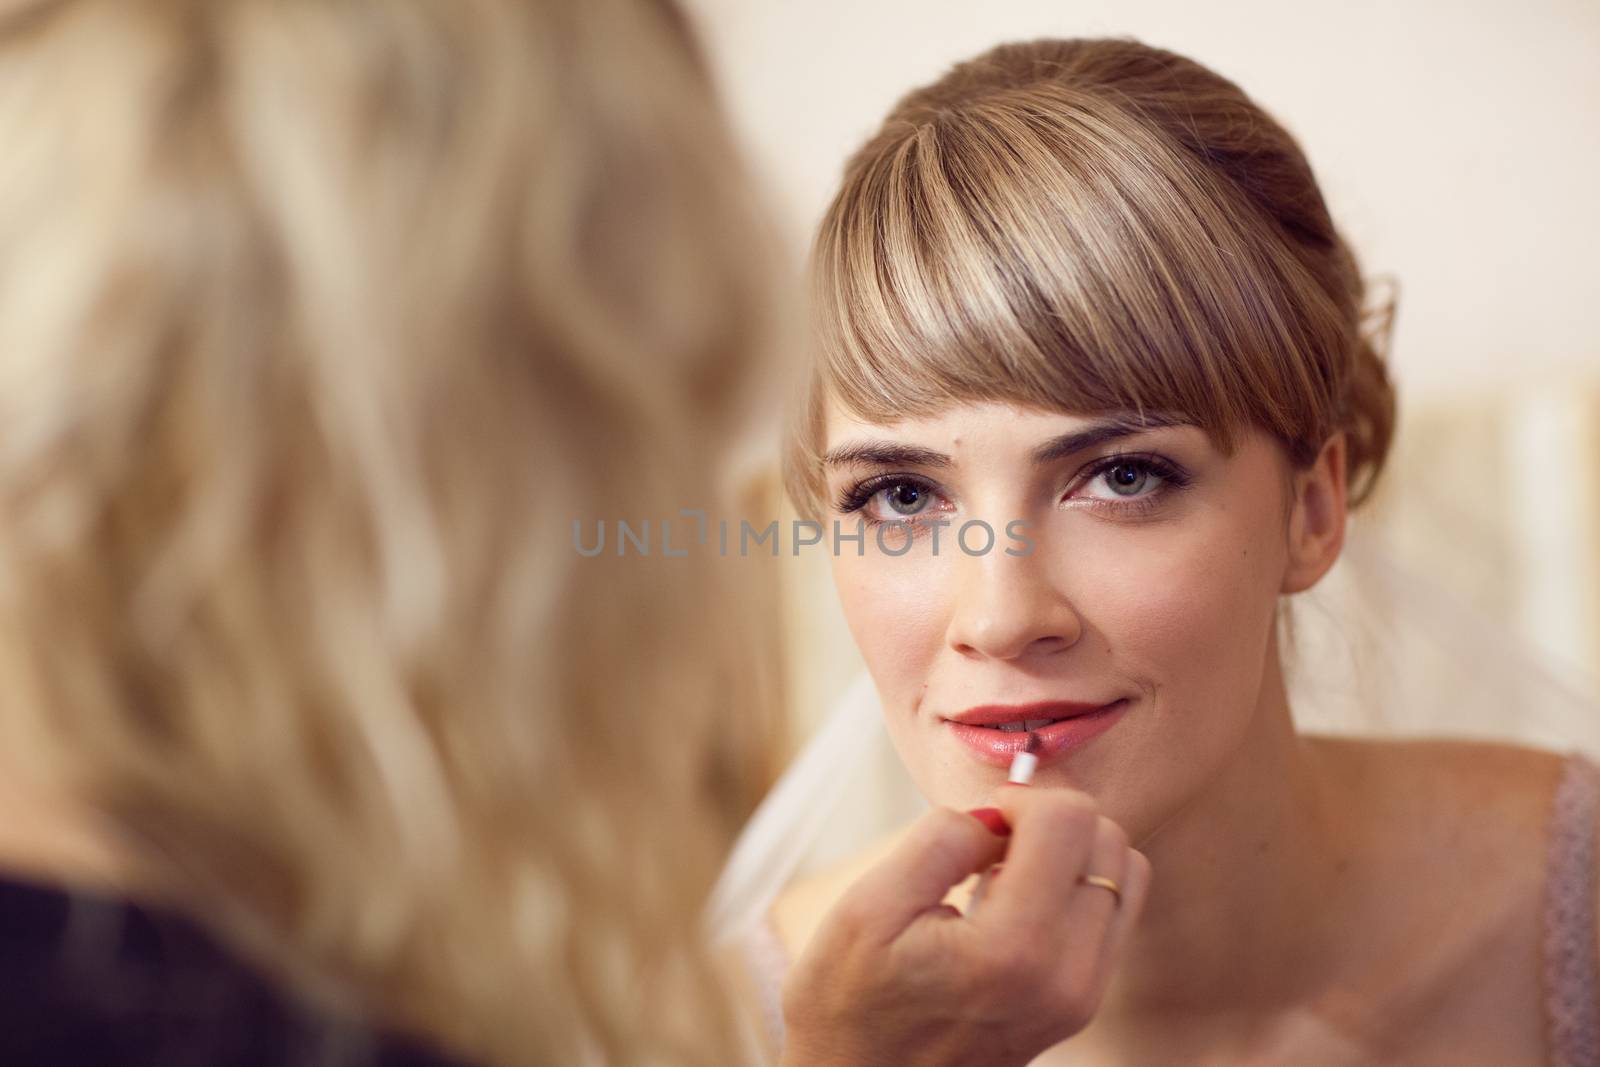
[{"left": 943, "top": 699, "right": 1129, "bottom": 768}]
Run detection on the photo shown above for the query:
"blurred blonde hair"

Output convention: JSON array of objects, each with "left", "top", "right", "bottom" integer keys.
[
  {"left": 0, "top": 0, "right": 780, "bottom": 1064},
  {"left": 786, "top": 37, "right": 1397, "bottom": 518}
]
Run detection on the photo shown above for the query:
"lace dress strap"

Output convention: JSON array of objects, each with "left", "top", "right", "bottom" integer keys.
[{"left": 1545, "top": 752, "right": 1600, "bottom": 1067}]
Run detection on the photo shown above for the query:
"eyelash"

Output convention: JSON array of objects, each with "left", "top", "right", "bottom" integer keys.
[
  {"left": 834, "top": 473, "right": 943, "bottom": 521},
  {"left": 833, "top": 453, "right": 1191, "bottom": 523},
  {"left": 1072, "top": 452, "right": 1192, "bottom": 516}
]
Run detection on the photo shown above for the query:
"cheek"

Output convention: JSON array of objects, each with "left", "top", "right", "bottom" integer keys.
[
  {"left": 830, "top": 551, "right": 946, "bottom": 696},
  {"left": 1074, "top": 506, "right": 1284, "bottom": 704},
  {"left": 833, "top": 547, "right": 997, "bottom": 810}
]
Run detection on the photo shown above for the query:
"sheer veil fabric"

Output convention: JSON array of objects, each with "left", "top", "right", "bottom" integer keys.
[{"left": 708, "top": 516, "right": 1600, "bottom": 943}]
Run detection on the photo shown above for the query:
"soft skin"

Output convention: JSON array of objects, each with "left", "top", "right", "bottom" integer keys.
[
  {"left": 822, "top": 400, "right": 1330, "bottom": 837},
  {"left": 806, "top": 399, "right": 1568, "bottom": 1063}
]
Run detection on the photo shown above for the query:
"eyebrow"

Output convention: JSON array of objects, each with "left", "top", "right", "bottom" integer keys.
[
  {"left": 822, "top": 412, "right": 1192, "bottom": 470},
  {"left": 1028, "top": 411, "right": 1193, "bottom": 464}
]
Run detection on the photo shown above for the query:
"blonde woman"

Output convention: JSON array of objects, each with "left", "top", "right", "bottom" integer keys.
[
  {"left": 0, "top": 3, "right": 1162, "bottom": 1066},
  {"left": 0, "top": 0, "right": 784, "bottom": 1061},
  {"left": 761, "top": 38, "right": 1600, "bottom": 1066}
]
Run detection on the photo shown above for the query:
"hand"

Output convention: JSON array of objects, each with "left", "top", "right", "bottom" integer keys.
[{"left": 778, "top": 787, "right": 1150, "bottom": 1067}]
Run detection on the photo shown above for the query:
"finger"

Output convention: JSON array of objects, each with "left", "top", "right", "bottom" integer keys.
[
  {"left": 1024, "top": 814, "right": 1131, "bottom": 995},
  {"left": 1095, "top": 847, "right": 1152, "bottom": 974},
  {"left": 831, "top": 806, "right": 1009, "bottom": 940},
  {"left": 981, "top": 788, "right": 1100, "bottom": 929},
  {"left": 1061, "top": 815, "right": 1131, "bottom": 932}
]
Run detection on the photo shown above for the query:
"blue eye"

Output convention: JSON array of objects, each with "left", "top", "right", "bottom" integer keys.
[
  {"left": 881, "top": 482, "right": 929, "bottom": 515},
  {"left": 1102, "top": 461, "right": 1154, "bottom": 496},
  {"left": 836, "top": 475, "right": 951, "bottom": 524},
  {"left": 1072, "top": 454, "right": 1190, "bottom": 510}
]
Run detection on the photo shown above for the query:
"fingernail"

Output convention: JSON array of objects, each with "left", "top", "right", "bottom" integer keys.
[{"left": 967, "top": 807, "right": 1011, "bottom": 837}]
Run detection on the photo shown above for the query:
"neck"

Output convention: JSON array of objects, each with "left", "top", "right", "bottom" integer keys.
[
  {"left": 1099, "top": 636, "right": 1353, "bottom": 1031},
  {"left": 0, "top": 761, "right": 129, "bottom": 895}
]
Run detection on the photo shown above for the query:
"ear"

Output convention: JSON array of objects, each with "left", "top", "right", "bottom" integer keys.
[{"left": 1281, "top": 433, "right": 1349, "bottom": 595}]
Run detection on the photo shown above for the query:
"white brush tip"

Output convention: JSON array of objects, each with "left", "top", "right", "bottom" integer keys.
[{"left": 1008, "top": 751, "right": 1038, "bottom": 785}]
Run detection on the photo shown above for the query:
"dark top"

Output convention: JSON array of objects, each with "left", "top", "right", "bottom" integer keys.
[{"left": 0, "top": 874, "right": 469, "bottom": 1066}]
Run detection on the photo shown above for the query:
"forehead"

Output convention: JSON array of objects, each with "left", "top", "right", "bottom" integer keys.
[{"left": 822, "top": 397, "right": 1201, "bottom": 452}]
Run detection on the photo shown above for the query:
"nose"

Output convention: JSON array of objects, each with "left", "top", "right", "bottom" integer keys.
[{"left": 944, "top": 544, "right": 1083, "bottom": 661}]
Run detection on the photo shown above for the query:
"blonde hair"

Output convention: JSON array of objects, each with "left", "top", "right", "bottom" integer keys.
[
  {"left": 0, "top": 1, "right": 778, "bottom": 1064},
  {"left": 787, "top": 37, "right": 1397, "bottom": 517}
]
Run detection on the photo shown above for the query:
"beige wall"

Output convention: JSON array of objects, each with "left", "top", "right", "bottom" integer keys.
[
  {"left": 689, "top": 1, "right": 1600, "bottom": 742},
  {"left": 690, "top": 0, "right": 1600, "bottom": 400}
]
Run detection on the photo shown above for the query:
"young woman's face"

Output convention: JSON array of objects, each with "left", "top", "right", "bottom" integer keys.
[{"left": 822, "top": 400, "right": 1299, "bottom": 839}]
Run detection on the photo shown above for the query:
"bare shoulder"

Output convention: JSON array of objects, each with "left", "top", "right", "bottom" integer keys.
[
  {"left": 1304, "top": 734, "right": 1571, "bottom": 946},
  {"left": 1308, "top": 733, "right": 1570, "bottom": 843},
  {"left": 768, "top": 827, "right": 910, "bottom": 960},
  {"left": 1303, "top": 736, "right": 1574, "bottom": 1057},
  {"left": 1379, "top": 737, "right": 1570, "bottom": 884}
]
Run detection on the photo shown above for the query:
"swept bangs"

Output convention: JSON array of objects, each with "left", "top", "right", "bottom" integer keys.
[{"left": 791, "top": 81, "right": 1351, "bottom": 515}]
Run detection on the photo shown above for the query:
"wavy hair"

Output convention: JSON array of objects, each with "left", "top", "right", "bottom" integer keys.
[{"left": 0, "top": 0, "right": 779, "bottom": 1063}]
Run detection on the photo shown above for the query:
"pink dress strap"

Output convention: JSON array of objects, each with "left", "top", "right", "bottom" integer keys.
[{"left": 1545, "top": 752, "right": 1600, "bottom": 1067}]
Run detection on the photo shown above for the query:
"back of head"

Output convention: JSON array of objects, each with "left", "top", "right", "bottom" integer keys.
[
  {"left": 0, "top": 0, "right": 775, "bottom": 1063},
  {"left": 789, "top": 37, "right": 1396, "bottom": 517}
]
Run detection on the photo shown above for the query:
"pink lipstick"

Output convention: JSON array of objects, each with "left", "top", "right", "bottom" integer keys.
[{"left": 944, "top": 698, "right": 1128, "bottom": 768}]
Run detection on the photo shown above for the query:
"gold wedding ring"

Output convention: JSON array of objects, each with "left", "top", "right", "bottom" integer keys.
[{"left": 1077, "top": 873, "right": 1123, "bottom": 905}]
